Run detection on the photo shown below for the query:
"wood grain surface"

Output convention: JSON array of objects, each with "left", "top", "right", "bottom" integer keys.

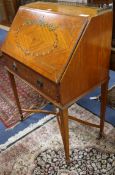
[{"left": 2, "top": 6, "right": 88, "bottom": 83}]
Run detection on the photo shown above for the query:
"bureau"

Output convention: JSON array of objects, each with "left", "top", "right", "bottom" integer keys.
[{"left": 1, "top": 2, "right": 112, "bottom": 161}]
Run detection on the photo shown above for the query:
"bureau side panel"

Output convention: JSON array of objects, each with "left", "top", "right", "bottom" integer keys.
[{"left": 59, "top": 11, "right": 112, "bottom": 106}]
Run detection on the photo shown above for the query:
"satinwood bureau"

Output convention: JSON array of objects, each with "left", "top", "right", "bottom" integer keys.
[{"left": 1, "top": 2, "right": 112, "bottom": 161}]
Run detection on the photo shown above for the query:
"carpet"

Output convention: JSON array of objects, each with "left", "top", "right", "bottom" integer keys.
[
  {"left": 105, "top": 85, "right": 115, "bottom": 109},
  {"left": 0, "top": 58, "right": 48, "bottom": 128},
  {"left": 77, "top": 70, "right": 115, "bottom": 126},
  {"left": 0, "top": 27, "right": 9, "bottom": 56},
  {"left": 0, "top": 28, "right": 8, "bottom": 44},
  {"left": 0, "top": 103, "right": 114, "bottom": 175}
]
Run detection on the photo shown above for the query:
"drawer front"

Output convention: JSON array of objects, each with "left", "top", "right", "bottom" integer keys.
[{"left": 5, "top": 56, "right": 59, "bottom": 102}]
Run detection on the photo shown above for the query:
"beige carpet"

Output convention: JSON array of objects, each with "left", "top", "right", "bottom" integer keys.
[{"left": 0, "top": 103, "right": 114, "bottom": 175}]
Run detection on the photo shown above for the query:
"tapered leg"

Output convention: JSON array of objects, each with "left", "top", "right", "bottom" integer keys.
[
  {"left": 7, "top": 70, "right": 23, "bottom": 120},
  {"left": 59, "top": 108, "right": 69, "bottom": 162},
  {"left": 100, "top": 80, "right": 108, "bottom": 137}
]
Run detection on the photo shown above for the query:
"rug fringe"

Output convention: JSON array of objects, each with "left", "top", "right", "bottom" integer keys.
[
  {"left": 0, "top": 114, "right": 55, "bottom": 152},
  {"left": 0, "top": 25, "right": 10, "bottom": 31}
]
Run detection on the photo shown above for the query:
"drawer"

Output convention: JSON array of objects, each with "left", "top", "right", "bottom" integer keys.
[{"left": 5, "top": 56, "right": 59, "bottom": 102}]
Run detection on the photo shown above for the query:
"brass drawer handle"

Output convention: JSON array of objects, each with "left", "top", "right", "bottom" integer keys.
[
  {"left": 37, "top": 79, "right": 44, "bottom": 88},
  {"left": 12, "top": 62, "right": 17, "bottom": 71}
]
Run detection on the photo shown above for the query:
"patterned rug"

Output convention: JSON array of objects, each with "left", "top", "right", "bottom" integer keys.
[
  {"left": 0, "top": 58, "right": 47, "bottom": 128},
  {"left": 0, "top": 103, "right": 115, "bottom": 175},
  {"left": 105, "top": 85, "right": 115, "bottom": 109},
  {"left": 77, "top": 70, "right": 115, "bottom": 126}
]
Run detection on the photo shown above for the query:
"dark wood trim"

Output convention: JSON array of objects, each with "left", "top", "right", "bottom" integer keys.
[
  {"left": 0, "top": 0, "right": 18, "bottom": 25},
  {"left": 112, "top": 0, "right": 115, "bottom": 47},
  {"left": 0, "top": 0, "right": 9, "bottom": 24},
  {"left": 100, "top": 80, "right": 108, "bottom": 137}
]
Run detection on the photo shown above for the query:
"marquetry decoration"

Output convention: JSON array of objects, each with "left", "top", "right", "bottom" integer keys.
[{"left": 15, "top": 17, "right": 58, "bottom": 57}]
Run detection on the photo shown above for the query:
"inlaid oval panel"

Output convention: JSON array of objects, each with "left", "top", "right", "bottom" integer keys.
[{"left": 15, "top": 21, "right": 58, "bottom": 57}]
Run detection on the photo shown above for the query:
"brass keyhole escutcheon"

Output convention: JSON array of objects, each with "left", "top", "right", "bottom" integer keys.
[
  {"left": 13, "top": 62, "right": 17, "bottom": 71},
  {"left": 37, "top": 78, "right": 44, "bottom": 88}
]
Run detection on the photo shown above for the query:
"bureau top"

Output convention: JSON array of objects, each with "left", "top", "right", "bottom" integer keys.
[
  {"left": 25, "top": 2, "right": 99, "bottom": 17},
  {"left": 1, "top": 2, "right": 112, "bottom": 83}
]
